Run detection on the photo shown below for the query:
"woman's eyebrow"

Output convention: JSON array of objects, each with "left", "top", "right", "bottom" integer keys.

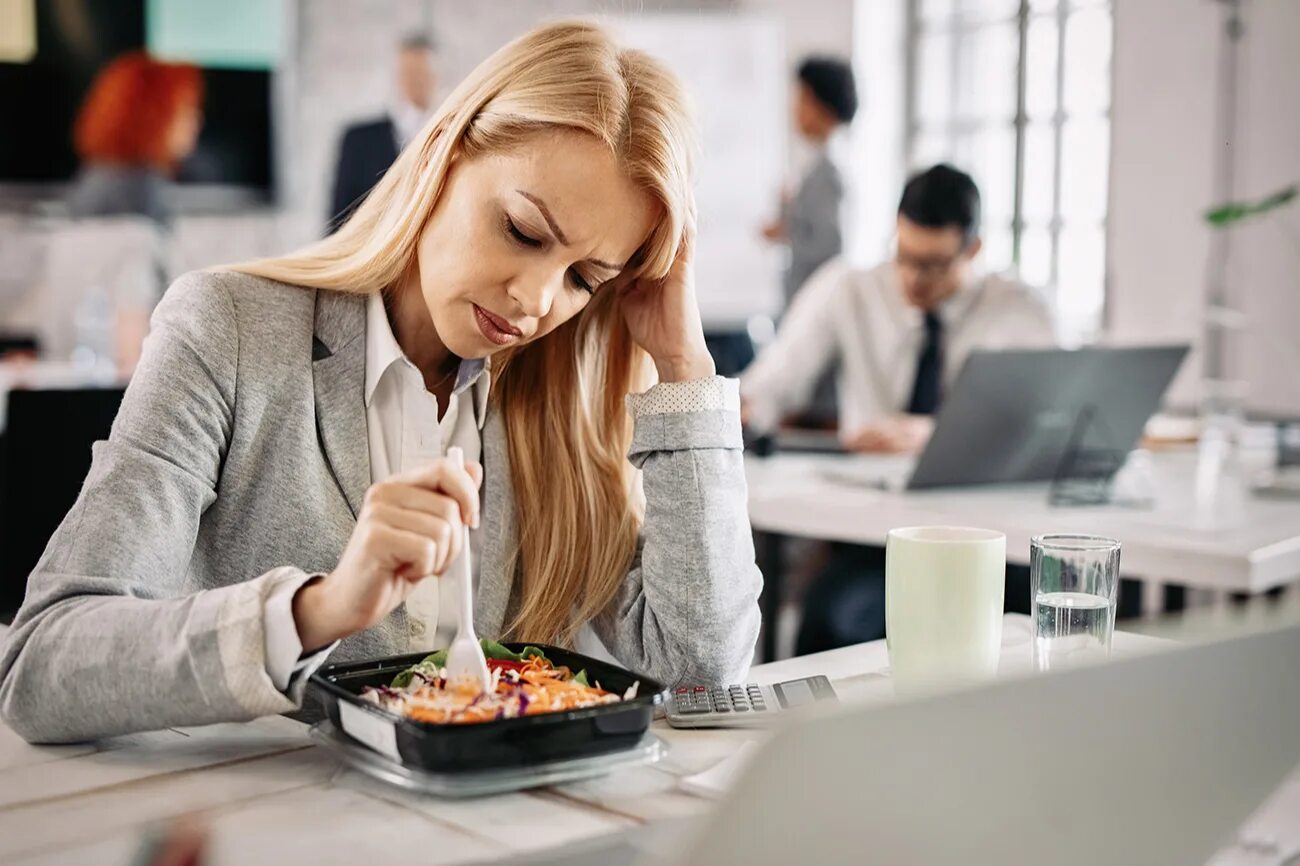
[
  {"left": 586, "top": 258, "right": 623, "bottom": 275},
  {"left": 515, "top": 189, "right": 626, "bottom": 273}
]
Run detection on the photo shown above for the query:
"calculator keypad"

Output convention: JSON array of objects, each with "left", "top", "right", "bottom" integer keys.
[{"left": 671, "top": 684, "right": 772, "bottom": 715}]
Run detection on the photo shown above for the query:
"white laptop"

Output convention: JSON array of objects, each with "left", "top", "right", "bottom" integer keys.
[{"left": 517, "top": 622, "right": 1300, "bottom": 866}]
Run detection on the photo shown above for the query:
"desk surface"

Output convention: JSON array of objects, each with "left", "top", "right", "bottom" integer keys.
[
  {"left": 746, "top": 450, "right": 1300, "bottom": 593},
  {"left": 0, "top": 619, "right": 1293, "bottom": 866}
]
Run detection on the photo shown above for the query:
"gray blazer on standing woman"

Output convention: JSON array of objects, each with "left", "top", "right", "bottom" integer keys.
[
  {"left": 0, "top": 271, "right": 763, "bottom": 743},
  {"left": 782, "top": 150, "right": 844, "bottom": 310}
]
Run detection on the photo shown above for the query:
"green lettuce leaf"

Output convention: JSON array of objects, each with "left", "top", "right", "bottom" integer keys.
[
  {"left": 519, "top": 645, "right": 549, "bottom": 662},
  {"left": 479, "top": 639, "right": 521, "bottom": 661},
  {"left": 390, "top": 650, "right": 448, "bottom": 688},
  {"left": 479, "top": 639, "right": 550, "bottom": 664},
  {"left": 389, "top": 642, "right": 553, "bottom": 687}
]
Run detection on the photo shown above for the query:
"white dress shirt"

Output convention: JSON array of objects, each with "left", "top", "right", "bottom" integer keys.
[
  {"left": 262, "top": 293, "right": 736, "bottom": 694},
  {"left": 389, "top": 98, "right": 429, "bottom": 150},
  {"left": 364, "top": 292, "right": 491, "bottom": 653},
  {"left": 741, "top": 259, "right": 1057, "bottom": 433}
]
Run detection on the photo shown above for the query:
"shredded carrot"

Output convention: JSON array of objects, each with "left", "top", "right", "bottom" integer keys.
[{"left": 379, "top": 657, "right": 623, "bottom": 725}]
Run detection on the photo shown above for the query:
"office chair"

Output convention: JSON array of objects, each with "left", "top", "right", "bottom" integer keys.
[
  {"left": 703, "top": 328, "right": 757, "bottom": 379},
  {"left": 0, "top": 387, "right": 125, "bottom": 621},
  {"left": 0, "top": 333, "right": 39, "bottom": 359}
]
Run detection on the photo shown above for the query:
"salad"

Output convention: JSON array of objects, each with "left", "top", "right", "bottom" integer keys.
[{"left": 360, "top": 639, "right": 640, "bottom": 725}]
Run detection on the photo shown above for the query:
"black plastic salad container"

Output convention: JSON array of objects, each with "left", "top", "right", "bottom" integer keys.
[{"left": 309, "top": 643, "right": 665, "bottom": 772}]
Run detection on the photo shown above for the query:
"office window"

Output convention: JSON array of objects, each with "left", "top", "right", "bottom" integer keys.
[{"left": 907, "top": 0, "right": 1113, "bottom": 344}]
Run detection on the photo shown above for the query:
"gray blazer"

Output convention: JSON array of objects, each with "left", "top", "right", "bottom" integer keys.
[
  {"left": 0, "top": 271, "right": 762, "bottom": 743},
  {"left": 782, "top": 150, "right": 844, "bottom": 309}
]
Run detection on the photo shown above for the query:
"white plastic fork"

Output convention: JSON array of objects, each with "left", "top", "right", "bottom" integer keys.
[{"left": 442, "top": 447, "right": 491, "bottom": 693}]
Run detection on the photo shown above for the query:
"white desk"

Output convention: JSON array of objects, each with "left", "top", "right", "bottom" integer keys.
[
  {"left": 0, "top": 619, "right": 1294, "bottom": 866},
  {"left": 747, "top": 450, "right": 1300, "bottom": 593},
  {"left": 745, "top": 450, "right": 1300, "bottom": 662}
]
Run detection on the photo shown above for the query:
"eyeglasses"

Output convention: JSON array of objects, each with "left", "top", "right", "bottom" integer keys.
[{"left": 893, "top": 248, "right": 965, "bottom": 279}]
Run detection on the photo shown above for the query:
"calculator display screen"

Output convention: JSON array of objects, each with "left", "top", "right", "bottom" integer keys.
[{"left": 773, "top": 679, "right": 815, "bottom": 708}]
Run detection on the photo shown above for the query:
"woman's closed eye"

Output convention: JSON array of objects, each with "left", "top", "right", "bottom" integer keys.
[
  {"left": 505, "top": 216, "right": 543, "bottom": 248},
  {"left": 568, "top": 269, "right": 594, "bottom": 293},
  {"left": 504, "top": 215, "right": 596, "bottom": 294}
]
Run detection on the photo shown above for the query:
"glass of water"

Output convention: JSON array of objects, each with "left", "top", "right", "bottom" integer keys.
[{"left": 1031, "top": 535, "right": 1121, "bottom": 672}]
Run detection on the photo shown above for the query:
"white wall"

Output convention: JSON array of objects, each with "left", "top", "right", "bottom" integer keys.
[
  {"left": 424, "top": 0, "right": 856, "bottom": 204},
  {"left": 1232, "top": 0, "right": 1300, "bottom": 418},
  {"left": 850, "top": 0, "right": 907, "bottom": 266},
  {"left": 615, "top": 14, "right": 789, "bottom": 326},
  {"left": 1108, "top": 0, "right": 1300, "bottom": 416}
]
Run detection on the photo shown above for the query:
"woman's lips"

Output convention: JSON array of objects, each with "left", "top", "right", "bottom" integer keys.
[{"left": 473, "top": 304, "right": 523, "bottom": 346}]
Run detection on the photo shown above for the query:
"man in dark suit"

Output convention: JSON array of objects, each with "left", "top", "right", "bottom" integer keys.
[{"left": 328, "top": 36, "right": 437, "bottom": 231}]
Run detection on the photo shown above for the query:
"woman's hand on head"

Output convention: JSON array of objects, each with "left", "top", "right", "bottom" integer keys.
[
  {"left": 292, "top": 457, "right": 483, "bottom": 652},
  {"left": 618, "top": 202, "right": 716, "bottom": 383}
]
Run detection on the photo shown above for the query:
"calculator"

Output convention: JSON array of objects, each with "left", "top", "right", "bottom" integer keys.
[{"left": 664, "top": 675, "right": 838, "bottom": 728}]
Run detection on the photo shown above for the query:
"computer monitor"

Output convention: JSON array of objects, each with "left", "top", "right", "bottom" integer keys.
[{"left": 0, "top": 1, "right": 274, "bottom": 197}]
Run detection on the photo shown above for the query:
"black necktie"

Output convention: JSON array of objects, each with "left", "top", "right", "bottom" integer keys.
[{"left": 906, "top": 311, "right": 944, "bottom": 415}]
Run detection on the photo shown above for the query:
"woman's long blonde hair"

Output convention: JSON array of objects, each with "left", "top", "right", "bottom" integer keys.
[{"left": 232, "top": 20, "right": 697, "bottom": 645}]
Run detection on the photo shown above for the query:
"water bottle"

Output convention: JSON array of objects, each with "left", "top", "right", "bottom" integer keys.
[
  {"left": 1193, "top": 409, "right": 1248, "bottom": 530},
  {"left": 71, "top": 284, "right": 116, "bottom": 376}
]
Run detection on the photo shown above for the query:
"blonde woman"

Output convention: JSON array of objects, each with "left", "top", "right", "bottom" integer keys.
[{"left": 0, "top": 21, "right": 762, "bottom": 743}]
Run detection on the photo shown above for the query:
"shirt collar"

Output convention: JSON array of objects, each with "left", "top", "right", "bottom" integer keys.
[
  {"left": 458, "top": 356, "right": 491, "bottom": 429},
  {"left": 389, "top": 98, "right": 429, "bottom": 148},
  {"left": 824, "top": 127, "right": 851, "bottom": 169},
  {"left": 364, "top": 293, "right": 492, "bottom": 429},
  {"left": 938, "top": 271, "right": 984, "bottom": 323},
  {"left": 365, "top": 292, "right": 405, "bottom": 404}
]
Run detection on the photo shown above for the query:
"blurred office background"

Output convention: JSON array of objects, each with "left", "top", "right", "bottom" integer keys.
[{"left": 0, "top": 0, "right": 1297, "bottom": 641}]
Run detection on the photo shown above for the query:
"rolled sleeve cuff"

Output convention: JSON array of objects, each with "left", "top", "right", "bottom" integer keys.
[
  {"left": 627, "top": 378, "right": 743, "bottom": 463},
  {"left": 626, "top": 375, "right": 739, "bottom": 417},
  {"left": 263, "top": 572, "right": 338, "bottom": 696}
]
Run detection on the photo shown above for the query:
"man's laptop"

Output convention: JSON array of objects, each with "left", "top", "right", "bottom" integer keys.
[
  {"left": 822, "top": 344, "right": 1189, "bottom": 490},
  {"left": 518, "top": 621, "right": 1300, "bottom": 866}
]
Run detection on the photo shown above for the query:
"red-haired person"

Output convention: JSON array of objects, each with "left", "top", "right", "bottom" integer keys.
[{"left": 67, "top": 51, "right": 204, "bottom": 226}]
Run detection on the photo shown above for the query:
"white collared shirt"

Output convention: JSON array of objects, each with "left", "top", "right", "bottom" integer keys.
[
  {"left": 364, "top": 292, "right": 491, "bottom": 652},
  {"left": 389, "top": 99, "right": 429, "bottom": 150},
  {"left": 741, "top": 260, "right": 1057, "bottom": 433},
  {"left": 364, "top": 291, "right": 489, "bottom": 479}
]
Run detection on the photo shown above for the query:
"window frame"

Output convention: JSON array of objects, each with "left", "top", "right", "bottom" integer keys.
[{"left": 903, "top": 0, "right": 1114, "bottom": 344}]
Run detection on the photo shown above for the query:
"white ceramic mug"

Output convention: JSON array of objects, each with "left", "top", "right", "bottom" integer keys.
[{"left": 885, "top": 526, "right": 1006, "bottom": 693}]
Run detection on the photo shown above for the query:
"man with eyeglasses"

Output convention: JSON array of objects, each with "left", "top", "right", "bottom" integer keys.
[{"left": 741, "top": 163, "right": 1056, "bottom": 653}]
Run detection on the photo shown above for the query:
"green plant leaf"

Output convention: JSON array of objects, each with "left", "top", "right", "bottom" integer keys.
[{"left": 1205, "top": 184, "right": 1297, "bottom": 226}]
